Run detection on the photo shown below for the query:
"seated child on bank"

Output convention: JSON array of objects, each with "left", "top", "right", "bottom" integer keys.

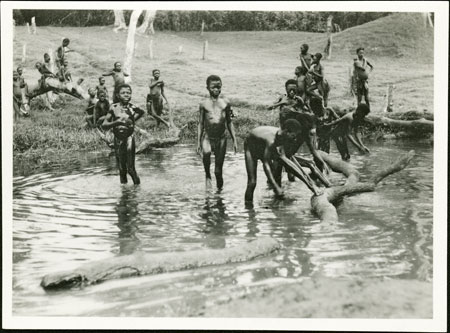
[
  {"left": 244, "top": 119, "right": 323, "bottom": 203},
  {"left": 147, "top": 69, "right": 170, "bottom": 128},
  {"left": 85, "top": 88, "right": 98, "bottom": 127},
  {"left": 96, "top": 76, "right": 109, "bottom": 101},
  {"left": 102, "top": 84, "right": 145, "bottom": 185},
  {"left": 94, "top": 91, "right": 110, "bottom": 128},
  {"left": 197, "top": 75, "right": 238, "bottom": 190}
]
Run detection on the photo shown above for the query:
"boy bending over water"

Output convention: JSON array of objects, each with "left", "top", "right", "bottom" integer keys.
[
  {"left": 102, "top": 84, "right": 145, "bottom": 184},
  {"left": 197, "top": 75, "right": 238, "bottom": 189},
  {"left": 244, "top": 119, "right": 323, "bottom": 203},
  {"left": 324, "top": 103, "right": 370, "bottom": 160}
]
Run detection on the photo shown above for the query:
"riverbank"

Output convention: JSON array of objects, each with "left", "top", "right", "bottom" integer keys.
[{"left": 12, "top": 13, "right": 434, "bottom": 172}]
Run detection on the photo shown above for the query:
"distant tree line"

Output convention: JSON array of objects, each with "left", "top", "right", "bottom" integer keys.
[{"left": 14, "top": 10, "right": 390, "bottom": 32}]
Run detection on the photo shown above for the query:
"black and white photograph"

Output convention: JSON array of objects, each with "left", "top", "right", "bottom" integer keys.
[{"left": 2, "top": 1, "right": 448, "bottom": 331}]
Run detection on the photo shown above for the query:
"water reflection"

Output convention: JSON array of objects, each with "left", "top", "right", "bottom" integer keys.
[
  {"left": 116, "top": 186, "right": 142, "bottom": 255},
  {"left": 200, "top": 195, "right": 230, "bottom": 249}
]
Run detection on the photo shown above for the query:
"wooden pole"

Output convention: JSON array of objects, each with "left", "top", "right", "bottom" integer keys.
[
  {"left": 422, "top": 12, "right": 428, "bottom": 28},
  {"left": 26, "top": 22, "right": 30, "bottom": 34},
  {"left": 200, "top": 20, "right": 205, "bottom": 36},
  {"left": 22, "top": 43, "right": 27, "bottom": 63},
  {"left": 123, "top": 10, "right": 143, "bottom": 83},
  {"left": 31, "top": 16, "right": 37, "bottom": 34},
  {"left": 177, "top": 45, "right": 183, "bottom": 55},
  {"left": 202, "top": 40, "right": 208, "bottom": 60},
  {"left": 149, "top": 39, "right": 154, "bottom": 59},
  {"left": 384, "top": 84, "right": 394, "bottom": 112}
]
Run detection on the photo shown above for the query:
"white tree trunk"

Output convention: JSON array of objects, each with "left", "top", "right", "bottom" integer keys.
[
  {"left": 149, "top": 39, "right": 154, "bottom": 59},
  {"left": 137, "top": 10, "right": 156, "bottom": 35},
  {"left": 31, "top": 17, "right": 37, "bottom": 34},
  {"left": 123, "top": 10, "right": 143, "bottom": 83},
  {"left": 427, "top": 13, "right": 433, "bottom": 28},
  {"left": 22, "top": 43, "right": 27, "bottom": 63},
  {"left": 113, "top": 10, "right": 127, "bottom": 32},
  {"left": 26, "top": 22, "right": 30, "bottom": 34},
  {"left": 202, "top": 40, "right": 208, "bottom": 60}
]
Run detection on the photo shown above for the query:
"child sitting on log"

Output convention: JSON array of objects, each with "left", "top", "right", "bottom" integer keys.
[
  {"left": 103, "top": 62, "right": 129, "bottom": 103},
  {"left": 197, "top": 75, "right": 238, "bottom": 190},
  {"left": 244, "top": 119, "right": 323, "bottom": 203},
  {"left": 95, "top": 76, "right": 109, "bottom": 101},
  {"left": 324, "top": 103, "right": 371, "bottom": 160},
  {"left": 94, "top": 90, "right": 110, "bottom": 128},
  {"left": 147, "top": 69, "right": 170, "bottom": 128},
  {"left": 85, "top": 88, "right": 98, "bottom": 127},
  {"left": 102, "top": 84, "right": 145, "bottom": 185}
]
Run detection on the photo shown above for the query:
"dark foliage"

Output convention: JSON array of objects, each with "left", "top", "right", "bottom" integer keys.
[{"left": 13, "top": 10, "right": 390, "bottom": 32}]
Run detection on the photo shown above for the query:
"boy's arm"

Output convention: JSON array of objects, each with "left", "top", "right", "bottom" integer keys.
[
  {"left": 300, "top": 55, "right": 310, "bottom": 71},
  {"left": 367, "top": 60, "right": 374, "bottom": 70},
  {"left": 323, "top": 114, "right": 346, "bottom": 128},
  {"left": 102, "top": 71, "right": 114, "bottom": 77},
  {"left": 123, "top": 72, "right": 130, "bottom": 77},
  {"left": 102, "top": 108, "right": 124, "bottom": 130},
  {"left": 131, "top": 104, "right": 145, "bottom": 122},
  {"left": 225, "top": 103, "right": 238, "bottom": 153},
  {"left": 346, "top": 125, "right": 369, "bottom": 153},
  {"left": 160, "top": 84, "right": 169, "bottom": 104},
  {"left": 262, "top": 147, "right": 284, "bottom": 197},
  {"left": 197, "top": 104, "right": 205, "bottom": 155}
]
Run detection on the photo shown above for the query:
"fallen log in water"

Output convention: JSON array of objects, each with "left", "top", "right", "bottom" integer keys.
[
  {"left": 311, "top": 150, "right": 415, "bottom": 223},
  {"left": 41, "top": 238, "right": 280, "bottom": 290},
  {"left": 366, "top": 114, "right": 433, "bottom": 134}
]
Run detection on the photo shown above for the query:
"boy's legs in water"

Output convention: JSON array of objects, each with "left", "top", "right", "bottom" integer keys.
[
  {"left": 201, "top": 135, "right": 213, "bottom": 188},
  {"left": 114, "top": 137, "right": 128, "bottom": 184},
  {"left": 213, "top": 136, "right": 227, "bottom": 190},
  {"left": 126, "top": 135, "right": 140, "bottom": 185},
  {"left": 244, "top": 140, "right": 258, "bottom": 202}
]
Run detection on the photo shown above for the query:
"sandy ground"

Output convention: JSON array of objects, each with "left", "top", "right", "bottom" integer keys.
[{"left": 197, "top": 276, "right": 432, "bottom": 318}]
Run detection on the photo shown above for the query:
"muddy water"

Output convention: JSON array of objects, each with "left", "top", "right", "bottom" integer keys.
[{"left": 12, "top": 140, "right": 433, "bottom": 317}]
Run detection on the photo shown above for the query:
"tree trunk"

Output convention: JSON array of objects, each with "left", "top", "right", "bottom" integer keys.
[
  {"left": 311, "top": 150, "right": 415, "bottom": 223},
  {"left": 41, "top": 238, "right": 280, "bottom": 290},
  {"left": 383, "top": 84, "right": 394, "bottom": 112},
  {"left": 21, "top": 43, "right": 27, "bottom": 63},
  {"left": 123, "top": 10, "right": 143, "bottom": 83},
  {"left": 137, "top": 10, "right": 156, "bottom": 35},
  {"left": 31, "top": 16, "right": 37, "bottom": 34},
  {"left": 202, "top": 40, "right": 208, "bottom": 60},
  {"left": 365, "top": 114, "right": 433, "bottom": 134},
  {"left": 113, "top": 10, "right": 127, "bottom": 32}
]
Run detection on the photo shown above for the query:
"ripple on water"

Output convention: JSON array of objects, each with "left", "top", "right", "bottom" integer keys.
[{"left": 12, "top": 142, "right": 433, "bottom": 316}]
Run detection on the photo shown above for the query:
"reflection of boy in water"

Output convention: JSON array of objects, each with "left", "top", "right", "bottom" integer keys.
[
  {"left": 197, "top": 75, "right": 238, "bottom": 190},
  {"left": 102, "top": 84, "right": 145, "bottom": 184},
  {"left": 324, "top": 103, "right": 370, "bottom": 160},
  {"left": 146, "top": 69, "right": 170, "bottom": 128},
  {"left": 244, "top": 119, "right": 323, "bottom": 203}
]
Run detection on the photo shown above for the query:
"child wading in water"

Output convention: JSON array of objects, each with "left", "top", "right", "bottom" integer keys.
[
  {"left": 197, "top": 75, "right": 238, "bottom": 190},
  {"left": 102, "top": 84, "right": 145, "bottom": 184}
]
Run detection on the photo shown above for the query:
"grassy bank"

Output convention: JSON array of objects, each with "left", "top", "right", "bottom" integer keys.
[{"left": 12, "top": 13, "right": 434, "bottom": 172}]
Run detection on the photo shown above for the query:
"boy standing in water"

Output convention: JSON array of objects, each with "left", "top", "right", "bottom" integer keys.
[
  {"left": 324, "top": 103, "right": 371, "bottom": 160},
  {"left": 147, "top": 69, "right": 170, "bottom": 128},
  {"left": 197, "top": 75, "right": 238, "bottom": 190},
  {"left": 102, "top": 84, "right": 145, "bottom": 185},
  {"left": 103, "top": 62, "right": 130, "bottom": 103}
]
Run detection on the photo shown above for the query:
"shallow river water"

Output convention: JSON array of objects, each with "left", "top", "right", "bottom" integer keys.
[{"left": 12, "top": 140, "right": 433, "bottom": 317}]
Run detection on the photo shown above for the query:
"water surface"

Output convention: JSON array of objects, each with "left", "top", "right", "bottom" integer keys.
[{"left": 12, "top": 140, "right": 433, "bottom": 316}]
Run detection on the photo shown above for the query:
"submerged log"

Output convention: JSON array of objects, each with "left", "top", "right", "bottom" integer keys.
[
  {"left": 311, "top": 150, "right": 415, "bottom": 223},
  {"left": 41, "top": 238, "right": 280, "bottom": 290},
  {"left": 366, "top": 114, "right": 433, "bottom": 134}
]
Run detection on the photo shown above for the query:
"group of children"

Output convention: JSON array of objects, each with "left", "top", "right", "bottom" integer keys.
[{"left": 15, "top": 38, "right": 374, "bottom": 203}]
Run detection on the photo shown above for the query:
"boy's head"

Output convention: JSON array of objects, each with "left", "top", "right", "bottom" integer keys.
[
  {"left": 98, "top": 91, "right": 107, "bottom": 101},
  {"left": 280, "top": 119, "right": 303, "bottom": 144},
  {"left": 98, "top": 76, "right": 105, "bottom": 84},
  {"left": 285, "top": 79, "right": 298, "bottom": 98},
  {"left": 116, "top": 84, "right": 132, "bottom": 103},
  {"left": 13, "top": 71, "right": 19, "bottom": 81},
  {"left": 294, "top": 66, "right": 303, "bottom": 76},
  {"left": 63, "top": 59, "right": 69, "bottom": 67},
  {"left": 35, "top": 62, "right": 42, "bottom": 70},
  {"left": 114, "top": 62, "right": 122, "bottom": 71},
  {"left": 355, "top": 103, "right": 370, "bottom": 117},
  {"left": 17, "top": 66, "right": 23, "bottom": 75},
  {"left": 152, "top": 69, "right": 160, "bottom": 79},
  {"left": 356, "top": 47, "right": 364, "bottom": 58},
  {"left": 206, "top": 75, "right": 222, "bottom": 97},
  {"left": 88, "top": 87, "right": 96, "bottom": 97},
  {"left": 44, "top": 53, "right": 51, "bottom": 63},
  {"left": 62, "top": 38, "right": 70, "bottom": 47},
  {"left": 313, "top": 53, "right": 322, "bottom": 62},
  {"left": 300, "top": 43, "right": 309, "bottom": 53}
]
